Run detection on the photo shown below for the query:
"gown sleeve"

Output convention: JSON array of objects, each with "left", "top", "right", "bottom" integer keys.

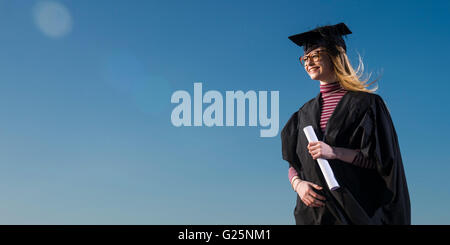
[
  {"left": 356, "top": 94, "right": 411, "bottom": 224},
  {"left": 281, "top": 111, "right": 302, "bottom": 170},
  {"left": 360, "top": 95, "right": 402, "bottom": 174},
  {"left": 351, "top": 150, "right": 377, "bottom": 169}
]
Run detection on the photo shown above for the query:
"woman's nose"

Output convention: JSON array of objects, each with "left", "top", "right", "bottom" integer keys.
[{"left": 305, "top": 59, "right": 315, "bottom": 66}]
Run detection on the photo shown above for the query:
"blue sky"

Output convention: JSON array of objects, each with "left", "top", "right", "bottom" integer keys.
[{"left": 0, "top": 0, "right": 449, "bottom": 224}]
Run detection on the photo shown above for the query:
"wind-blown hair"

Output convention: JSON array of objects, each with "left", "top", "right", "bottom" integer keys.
[{"left": 330, "top": 46, "right": 378, "bottom": 93}]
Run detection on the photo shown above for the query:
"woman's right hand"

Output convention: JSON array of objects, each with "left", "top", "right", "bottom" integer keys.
[{"left": 295, "top": 180, "right": 326, "bottom": 208}]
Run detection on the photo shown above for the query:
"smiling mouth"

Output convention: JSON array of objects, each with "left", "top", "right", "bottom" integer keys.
[{"left": 309, "top": 67, "right": 319, "bottom": 72}]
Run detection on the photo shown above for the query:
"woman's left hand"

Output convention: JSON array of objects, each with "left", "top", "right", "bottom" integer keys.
[{"left": 307, "top": 141, "right": 336, "bottom": 160}]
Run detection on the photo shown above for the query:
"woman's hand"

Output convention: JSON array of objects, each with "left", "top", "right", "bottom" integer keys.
[
  {"left": 307, "top": 141, "right": 336, "bottom": 160},
  {"left": 295, "top": 180, "right": 326, "bottom": 207}
]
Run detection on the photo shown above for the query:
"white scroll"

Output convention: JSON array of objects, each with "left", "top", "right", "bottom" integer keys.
[{"left": 303, "top": 126, "right": 340, "bottom": 191}]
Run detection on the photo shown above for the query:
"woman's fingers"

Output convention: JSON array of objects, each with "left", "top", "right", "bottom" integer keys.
[
  {"left": 303, "top": 196, "right": 325, "bottom": 207},
  {"left": 303, "top": 197, "right": 315, "bottom": 206},
  {"left": 310, "top": 149, "right": 320, "bottom": 154},
  {"left": 309, "top": 195, "right": 325, "bottom": 207},
  {"left": 307, "top": 142, "right": 321, "bottom": 150},
  {"left": 309, "top": 147, "right": 323, "bottom": 159},
  {"left": 311, "top": 183, "right": 323, "bottom": 190},
  {"left": 311, "top": 152, "right": 321, "bottom": 159},
  {"left": 311, "top": 199, "right": 325, "bottom": 207},
  {"left": 304, "top": 199, "right": 312, "bottom": 206},
  {"left": 300, "top": 183, "right": 326, "bottom": 207},
  {"left": 309, "top": 190, "right": 326, "bottom": 201},
  {"left": 308, "top": 142, "right": 335, "bottom": 160}
]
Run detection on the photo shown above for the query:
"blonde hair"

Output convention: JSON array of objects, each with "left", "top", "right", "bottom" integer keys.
[{"left": 329, "top": 46, "right": 378, "bottom": 93}]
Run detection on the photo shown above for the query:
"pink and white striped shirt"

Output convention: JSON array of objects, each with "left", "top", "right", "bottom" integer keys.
[{"left": 319, "top": 82, "right": 347, "bottom": 131}]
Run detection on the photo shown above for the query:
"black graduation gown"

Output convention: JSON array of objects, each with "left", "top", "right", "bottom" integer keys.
[{"left": 281, "top": 90, "right": 411, "bottom": 225}]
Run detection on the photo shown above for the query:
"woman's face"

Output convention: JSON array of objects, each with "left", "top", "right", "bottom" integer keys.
[{"left": 302, "top": 47, "right": 336, "bottom": 82}]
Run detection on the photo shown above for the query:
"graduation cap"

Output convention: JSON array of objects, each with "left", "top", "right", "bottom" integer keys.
[{"left": 288, "top": 23, "right": 352, "bottom": 55}]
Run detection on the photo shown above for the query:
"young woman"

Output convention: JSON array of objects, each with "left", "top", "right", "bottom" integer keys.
[{"left": 281, "top": 23, "right": 410, "bottom": 225}]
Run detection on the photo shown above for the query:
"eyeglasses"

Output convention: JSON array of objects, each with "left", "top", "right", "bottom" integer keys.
[{"left": 299, "top": 50, "right": 328, "bottom": 66}]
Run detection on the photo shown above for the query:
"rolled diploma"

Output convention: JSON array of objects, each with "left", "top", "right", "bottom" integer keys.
[{"left": 303, "top": 126, "right": 340, "bottom": 191}]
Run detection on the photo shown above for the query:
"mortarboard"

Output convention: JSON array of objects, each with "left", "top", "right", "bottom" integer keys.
[{"left": 288, "top": 23, "right": 352, "bottom": 55}]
